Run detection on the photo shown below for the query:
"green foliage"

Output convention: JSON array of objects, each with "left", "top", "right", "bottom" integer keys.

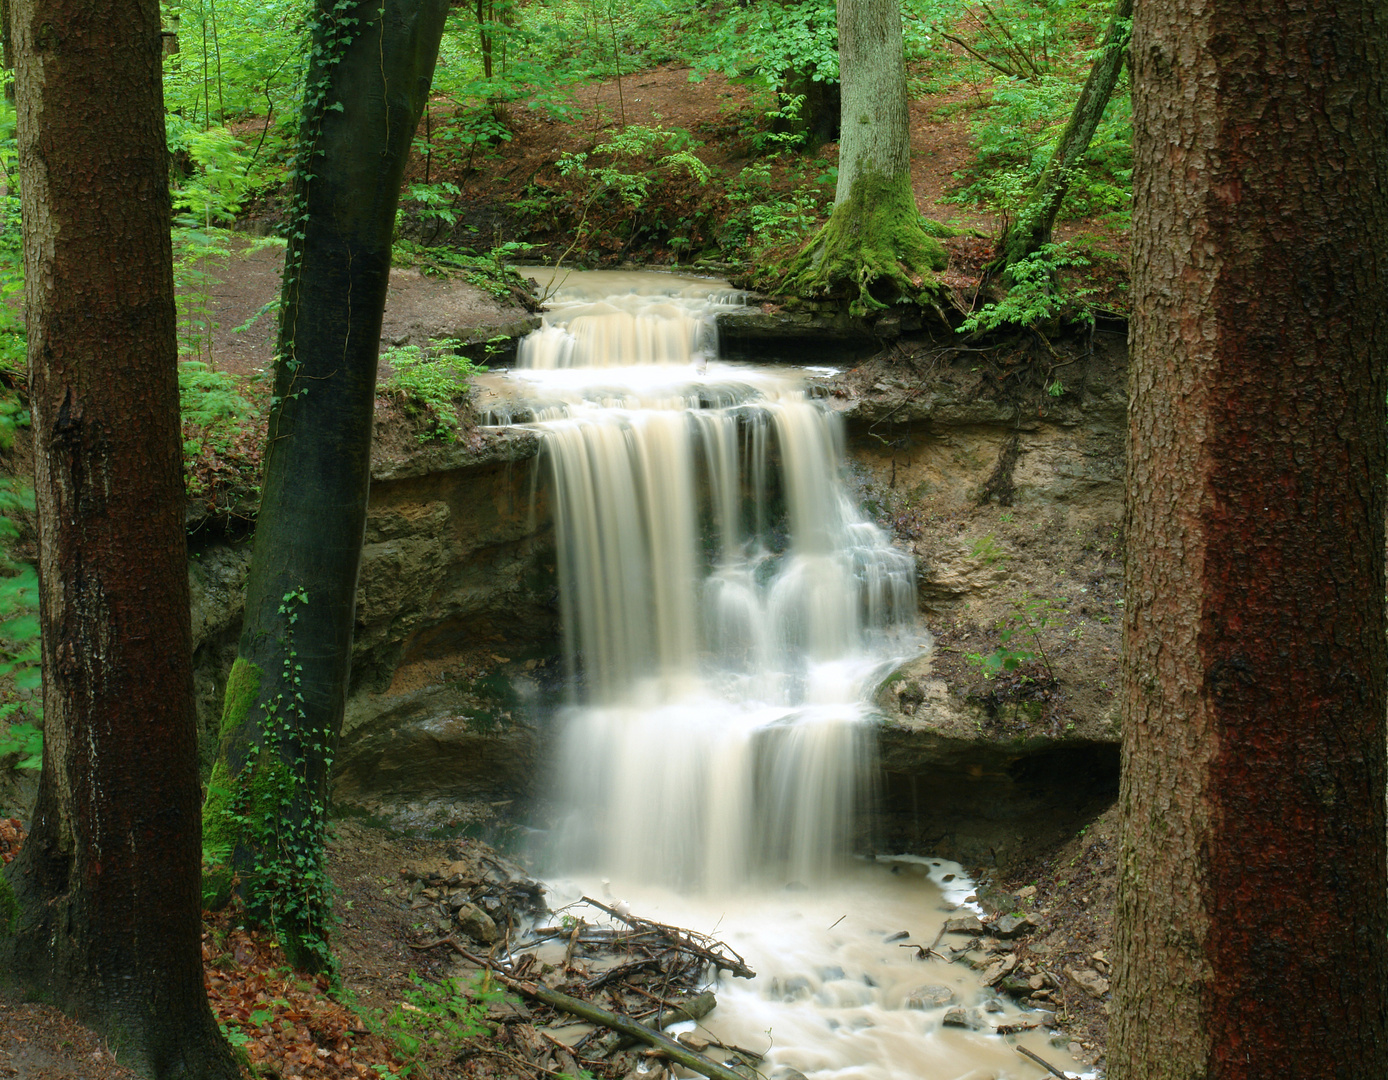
[
  {"left": 958, "top": 243, "right": 1098, "bottom": 332},
  {"left": 380, "top": 339, "right": 486, "bottom": 443},
  {"left": 163, "top": 0, "right": 307, "bottom": 167},
  {"left": 557, "top": 124, "right": 711, "bottom": 210},
  {"left": 692, "top": 0, "right": 838, "bottom": 94},
  {"left": 0, "top": 391, "right": 38, "bottom": 771},
  {"left": 967, "top": 594, "right": 1065, "bottom": 681},
  {"left": 720, "top": 158, "right": 833, "bottom": 255},
  {"left": 386, "top": 971, "right": 509, "bottom": 1069}
]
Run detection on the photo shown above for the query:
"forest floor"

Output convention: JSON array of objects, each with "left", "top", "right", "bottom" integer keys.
[{"left": 1, "top": 64, "right": 1121, "bottom": 1080}]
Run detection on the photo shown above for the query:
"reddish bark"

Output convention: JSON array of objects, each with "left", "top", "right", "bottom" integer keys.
[
  {"left": 1112, "top": 1, "right": 1388, "bottom": 1078},
  {"left": 0, "top": 0, "right": 237, "bottom": 1075}
]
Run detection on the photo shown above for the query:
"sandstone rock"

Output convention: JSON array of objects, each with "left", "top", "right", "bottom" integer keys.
[
  {"left": 981, "top": 953, "right": 1018, "bottom": 987},
  {"left": 456, "top": 903, "right": 501, "bottom": 944},
  {"left": 1065, "top": 965, "right": 1110, "bottom": 999}
]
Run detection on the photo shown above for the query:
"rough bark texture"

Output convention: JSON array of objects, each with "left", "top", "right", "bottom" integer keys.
[
  {"left": 994, "top": 0, "right": 1130, "bottom": 271},
  {"left": 778, "top": 0, "right": 945, "bottom": 314},
  {"left": 0, "top": 0, "right": 238, "bottom": 1076},
  {"left": 1112, "top": 1, "right": 1388, "bottom": 1078},
  {"left": 202, "top": 0, "right": 448, "bottom": 969}
]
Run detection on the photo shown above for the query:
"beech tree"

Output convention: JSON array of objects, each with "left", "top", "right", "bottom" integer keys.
[
  {"left": 0, "top": 0, "right": 238, "bottom": 1075},
  {"left": 201, "top": 0, "right": 449, "bottom": 969},
  {"left": 1111, "top": 1, "right": 1387, "bottom": 1076},
  {"left": 779, "top": 0, "right": 947, "bottom": 314}
]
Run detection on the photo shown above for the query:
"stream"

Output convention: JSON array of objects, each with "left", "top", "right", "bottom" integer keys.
[{"left": 475, "top": 269, "right": 1087, "bottom": 1080}]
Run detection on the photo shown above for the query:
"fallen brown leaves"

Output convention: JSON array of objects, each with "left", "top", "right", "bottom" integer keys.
[
  {"left": 202, "top": 909, "right": 409, "bottom": 1080},
  {"left": 0, "top": 816, "right": 22, "bottom": 864}
]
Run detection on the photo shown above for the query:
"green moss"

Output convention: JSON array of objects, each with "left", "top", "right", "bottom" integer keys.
[
  {"left": 202, "top": 659, "right": 265, "bottom": 908},
  {"left": 219, "top": 658, "right": 263, "bottom": 739},
  {"left": 777, "top": 170, "right": 950, "bottom": 317}
]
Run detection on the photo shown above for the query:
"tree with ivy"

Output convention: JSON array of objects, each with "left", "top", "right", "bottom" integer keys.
[
  {"left": 0, "top": 0, "right": 239, "bottom": 1075},
  {"left": 991, "top": 0, "right": 1131, "bottom": 273},
  {"left": 202, "top": 0, "right": 449, "bottom": 970},
  {"left": 778, "top": 0, "right": 948, "bottom": 315}
]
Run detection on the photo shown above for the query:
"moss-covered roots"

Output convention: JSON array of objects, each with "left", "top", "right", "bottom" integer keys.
[{"left": 778, "top": 171, "right": 950, "bottom": 316}]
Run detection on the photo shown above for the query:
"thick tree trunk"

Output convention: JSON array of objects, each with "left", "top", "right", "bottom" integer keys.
[
  {"left": 993, "top": 0, "right": 1130, "bottom": 272},
  {"left": 0, "top": 0, "right": 238, "bottom": 1076},
  {"left": 778, "top": 0, "right": 946, "bottom": 315},
  {"left": 1111, "top": 1, "right": 1388, "bottom": 1078},
  {"left": 201, "top": 0, "right": 448, "bottom": 970}
]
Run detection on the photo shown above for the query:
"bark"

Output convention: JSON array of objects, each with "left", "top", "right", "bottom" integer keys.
[
  {"left": 778, "top": 0, "right": 946, "bottom": 315},
  {"left": 993, "top": 0, "right": 1130, "bottom": 272},
  {"left": 0, "top": 0, "right": 238, "bottom": 1076},
  {"left": 202, "top": 0, "right": 448, "bottom": 969},
  {"left": 1111, "top": 1, "right": 1388, "bottom": 1078}
]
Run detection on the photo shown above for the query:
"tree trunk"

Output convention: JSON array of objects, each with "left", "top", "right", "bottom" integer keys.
[
  {"left": 1111, "top": 1, "right": 1388, "bottom": 1077},
  {"left": 201, "top": 0, "right": 448, "bottom": 970},
  {"left": 993, "top": 0, "right": 1130, "bottom": 272},
  {"left": 0, "top": 0, "right": 238, "bottom": 1076},
  {"left": 778, "top": 0, "right": 946, "bottom": 316}
]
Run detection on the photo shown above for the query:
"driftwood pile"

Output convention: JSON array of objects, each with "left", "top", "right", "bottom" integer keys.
[{"left": 402, "top": 854, "right": 763, "bottom": 1080}]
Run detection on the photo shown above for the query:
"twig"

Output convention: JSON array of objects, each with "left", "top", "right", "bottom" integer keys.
[{"left": 1017, "top": 1044, "right": 1073, "bottom": 1079}]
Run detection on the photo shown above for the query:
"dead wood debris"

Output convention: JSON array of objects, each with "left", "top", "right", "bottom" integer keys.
[{"left": 400, "top": 861, "right": 760, "bottom": 1080}]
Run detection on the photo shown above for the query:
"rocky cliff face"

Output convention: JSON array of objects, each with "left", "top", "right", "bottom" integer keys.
[{"left": 187, "top": 329, "right": 1127, "bottom": 855}]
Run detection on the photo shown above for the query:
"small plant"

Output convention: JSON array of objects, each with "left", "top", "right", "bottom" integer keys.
[
  {"left": 970, "top": 534, "right": 1007, "bottom": 566},
  {"left": 380, "top": 339, "right": 486, "bottom": 443},
  {"left": 967, "top": 594, "right": 1065, "bottom": 681},
  {"left": 387, "top": 971, "right": 509, "bottom": 1070},
  {"left": 959, "top": 243, "right": 1099, "bottom": 334}
]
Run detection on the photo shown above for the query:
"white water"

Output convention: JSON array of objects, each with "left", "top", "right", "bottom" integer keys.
[{"left": 487, "top": 270, "right": 1082, "bottom": 1080}]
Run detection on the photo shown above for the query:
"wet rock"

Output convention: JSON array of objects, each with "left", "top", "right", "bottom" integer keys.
[
  {"left": 1065, "top": 965, "right": 1110, "bottom": 999},
  {"left": 772, "top": 976, "right": 813, "bottom": 1001},
  {"left": 942, "top": 915, "right": 985, "bottom": 935},
  {"left": 981, "top": 953, "right": 1018, "bottom": 987},
  {"left": 991, "top": 913, "right": 1034, "bottom": 939},
  {"left": 456, "top": 902, "right": 501, "bottom": 944},
  {"left": 905, "top": 984, "right": 957, "bottom": 1009},
  {"left": 994, "top": 1013, "right": 1049, "bottom": 1035},
  {"left": 998, "top": 975, "right": 1034, "bottom": 997},
  {"left": 942, "top": 1007, "right": 979, "bottom": 1029}
]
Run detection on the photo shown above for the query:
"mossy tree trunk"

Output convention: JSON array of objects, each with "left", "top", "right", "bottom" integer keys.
[
  {"left": 201, "top": 0, "right": 448, "bottom": 971},
  {"left": 1111, "top": 0, "right": 1387, "bottom": 1075},
  {"left": 779, "top": 0, "right": 946, "bottom": 315},
  {"left": 992, "top": 0, "right": 1131, "bottom": 273},
  {"left": 0, "top": 0, "right": 239, "bottom": 1075}
]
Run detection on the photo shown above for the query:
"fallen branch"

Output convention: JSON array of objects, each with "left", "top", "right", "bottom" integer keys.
[
  {"left": 579, "top": 896, "right": 755, "bottom": 979},
  {"left": 1017, "top": 1045, "right": 1073, "bottom": 1079},
  {"left": 595, "top": 989, "right": 717, "bottom": 1057},
  {"left": 445, "top": 942, "right": 749, "bottom": 1080}
]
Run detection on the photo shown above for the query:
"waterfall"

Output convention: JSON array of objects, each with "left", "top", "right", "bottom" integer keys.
[{"left": 508, "top": 269, "right": 921, "bottom": 890}]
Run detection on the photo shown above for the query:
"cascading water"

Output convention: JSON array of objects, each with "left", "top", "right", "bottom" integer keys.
[{"left": 483, "top": 269, "right": 1084, "bottom": 1080}]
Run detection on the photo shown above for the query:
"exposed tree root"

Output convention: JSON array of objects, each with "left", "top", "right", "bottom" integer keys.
[{"left": 777, "top": 172, "right": 951, "bottom": 317}]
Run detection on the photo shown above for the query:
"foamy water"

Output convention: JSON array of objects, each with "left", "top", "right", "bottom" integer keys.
[{"left": 486, "top": 270, "right": 1083, "bottom": 1080}]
